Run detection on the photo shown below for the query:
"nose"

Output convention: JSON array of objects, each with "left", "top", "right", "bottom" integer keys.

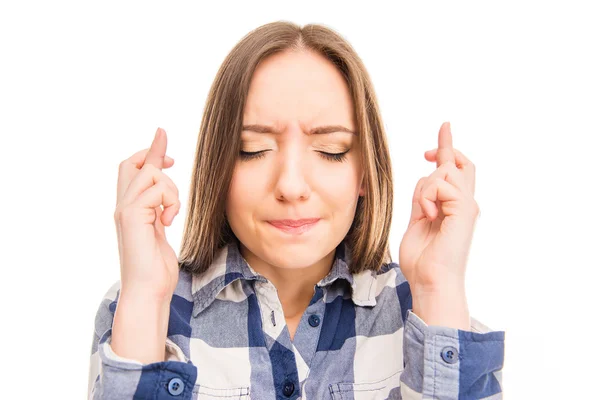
[{"left": 273, "top": 145, "right": 311, "bottom": 202}]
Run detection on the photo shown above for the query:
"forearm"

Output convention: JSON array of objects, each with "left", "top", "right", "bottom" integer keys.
[
  {"left": 412, "top": 283, "right": 470, "bottom": 330},
  {"left": 111, "top": 290, "right": 171, "bottom": 364}
]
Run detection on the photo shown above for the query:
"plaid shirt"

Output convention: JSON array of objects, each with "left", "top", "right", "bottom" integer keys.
[{"left": 88, "top": 240, "right": 504, "bottom": 399}]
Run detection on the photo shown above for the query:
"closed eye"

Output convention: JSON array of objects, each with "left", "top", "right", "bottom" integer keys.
[
  {"left": 239, "top": 150, "right": 349, "bottom": 163},
  {"left": 318, "top": 150, "right": 349, "bottom": 162},
  {"left": 239, "top": 150, "right": 269, "bottom": 161}
]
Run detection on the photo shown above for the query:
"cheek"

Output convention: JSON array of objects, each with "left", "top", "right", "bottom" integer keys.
[
  {"left": 226, "top": 165, "right": 265, "bottom": 216},
  {"left": 314, "top": 164, "right": 362, "bottom": 210}
]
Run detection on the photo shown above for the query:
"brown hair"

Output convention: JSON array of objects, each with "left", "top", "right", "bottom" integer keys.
[{"left": 178, "top": 21, "right": 393, "bottom": 275}]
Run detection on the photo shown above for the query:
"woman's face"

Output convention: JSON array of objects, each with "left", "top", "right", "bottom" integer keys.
[{"left": 226, "top": 49, "right": 364, "bottom": 270}]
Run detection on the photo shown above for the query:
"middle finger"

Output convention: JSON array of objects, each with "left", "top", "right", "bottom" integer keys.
[
  {"left": 425, "top": 162, "right": 471, "bottom": 196},
  {"left": 436, "top": 122, "right": 456, "bottom": 167},
  {"left": 424, "top": 148, "right": 475, "bottom": 195}
]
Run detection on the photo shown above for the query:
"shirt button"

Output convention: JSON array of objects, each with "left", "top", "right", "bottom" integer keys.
[
  {"left": 282, "top": 380, "right": 295, "bottom": 397},
  {"left": 308, "top": 314, "right": 321, "bottom": 327},
  {"left": 168, "top": 377, "right": 184, "bottom": 396},
  {"left": 441, "top": 346, "right": 459, "bottom": 364}
]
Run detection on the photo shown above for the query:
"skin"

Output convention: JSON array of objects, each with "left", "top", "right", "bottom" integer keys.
[
  {"left": 225, "top": 51, "right": 480, "bottom": 337},
  {"left": 109, "top": 54, "right": 477, "bottom": 367},
  {"left": 225, "top": 49, "right": 365, "bottom": 340},
  {"left": 400, "top": 122, "right": 479, "bottom": 330}
]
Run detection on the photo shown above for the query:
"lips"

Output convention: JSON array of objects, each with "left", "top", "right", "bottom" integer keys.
[
  {"left": 267, "top": 218, "right": 321, "bottom": 235},
  {"left": 268, "top": 218, "right": 321, "bottom": 227}
]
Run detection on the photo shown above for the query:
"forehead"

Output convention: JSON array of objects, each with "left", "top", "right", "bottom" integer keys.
[{"left": 243, "top": 50, "right": 355, "bottom": 128}]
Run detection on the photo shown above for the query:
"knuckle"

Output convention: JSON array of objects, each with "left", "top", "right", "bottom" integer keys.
[
  {"left": 471, "top": 202, "right": 481, "bottom": 217},
  {"left": 118, "top": 160, "right": 129, "bottom": 175},
  {"left": 166, "top": 177, "right": 178, "bottom": 196},
  {"left": 175, "top": 200, "right": 182, "bottom": 213},
  {"left": 114, "top": 207, "right": 126, "bottom": 222},
  {"left": 417, "top": 177, "right": 427, "bottom": 191},
  {"left": 157, "top": 179, "right": 169, "bottom": 191},
  {"left": 119, "top": 206, "right": 137, "bottom": 223},
  {"left": 446, "top": 162, "right": 459, "bottom": 172},
  {"left": 141, "top": 163, "right": 153, "bottom": 172},
  {"left": 437, "top": 162, "right": 452, "bottom": 174}
]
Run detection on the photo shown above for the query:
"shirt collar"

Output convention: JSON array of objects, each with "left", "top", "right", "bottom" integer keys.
[{"left": 191, "top": 240, "right": 378, "bottom": 318}]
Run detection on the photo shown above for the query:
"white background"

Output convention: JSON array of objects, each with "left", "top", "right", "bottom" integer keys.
[{"left": 1, "top": 1, "right": 597, "bottom": 398}]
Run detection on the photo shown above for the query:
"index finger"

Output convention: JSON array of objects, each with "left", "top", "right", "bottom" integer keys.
[
  {"left": 145, "top": 127, "right": 168, "bottom": 170},
  {"left": 116, "top": 130, "right": 174, "bottom": 206},
  {"left": 125, "top": 147, "right": 174, "bottom": 169},
  {"left": 436, "top": 121, "right": 455, "bottom": 168}
]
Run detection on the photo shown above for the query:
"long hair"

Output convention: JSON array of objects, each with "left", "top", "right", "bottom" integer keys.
[{"left": 178, "top": 21, "right": 393, "bottom": 275}]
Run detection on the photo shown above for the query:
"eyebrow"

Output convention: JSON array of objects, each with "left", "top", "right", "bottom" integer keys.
[{"left": 242, "top": 124, "right": 356, "bottom": 135}]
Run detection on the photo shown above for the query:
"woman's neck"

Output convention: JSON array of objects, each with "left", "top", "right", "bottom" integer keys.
[{"left": 239, "top": 242, "right": 336, "bottom": 319}]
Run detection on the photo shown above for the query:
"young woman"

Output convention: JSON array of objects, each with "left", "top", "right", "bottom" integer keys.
[{"left": 88, "top": 21, "right": 504, "bottom": 400}]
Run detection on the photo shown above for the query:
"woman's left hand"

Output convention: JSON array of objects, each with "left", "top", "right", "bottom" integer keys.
[{"left": 399, "top": 122, "right": 480, "bottom": 318}]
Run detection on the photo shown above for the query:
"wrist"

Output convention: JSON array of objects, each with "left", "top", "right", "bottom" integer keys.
[
  {"left": 411, "top": 284, "right": 470, "bottom": 330},
  {"left": 111, "top": 290, "right": 172, "bottom": 364},
  {"left": 120, "top": 282, "right": 174, "bottom": 304}
]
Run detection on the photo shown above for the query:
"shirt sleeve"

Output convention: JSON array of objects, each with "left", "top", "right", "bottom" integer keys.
[
  {"left": 384, "top": 261, "right": 505, "bottom": 399},
  {"left": 87, "top": 281, "right": 198, "bottom": 400},
  {"left": 399, "top": 306, "right": 505, "bottom": 399}
]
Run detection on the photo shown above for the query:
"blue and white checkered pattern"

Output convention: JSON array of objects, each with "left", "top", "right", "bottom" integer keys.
[{"left": 88, "top": 240, "right": 504, "bottom": 399}]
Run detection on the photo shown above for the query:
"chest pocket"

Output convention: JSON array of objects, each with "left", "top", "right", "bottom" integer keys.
[
  {"left": 329, "top": 369, "right": 402, "bottom": 400},
  {"left": 193, "top": 384, "right": 250, "bottom": 400}
]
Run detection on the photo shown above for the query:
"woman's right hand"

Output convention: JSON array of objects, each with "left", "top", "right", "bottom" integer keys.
[{"left": 114, "top": 127, "right": 181, "bottom": 301}]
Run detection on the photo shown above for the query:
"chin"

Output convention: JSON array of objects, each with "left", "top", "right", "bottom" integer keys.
[{"left": 261, "top": 244, "right": 327, "bottom": 269}]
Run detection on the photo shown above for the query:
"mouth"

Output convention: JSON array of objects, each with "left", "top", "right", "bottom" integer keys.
[{"left": 267, "top": 218, "right": 321, "bottom": 235}]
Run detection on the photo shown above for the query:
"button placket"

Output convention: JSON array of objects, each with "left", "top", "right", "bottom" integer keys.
[
  {"left": 440, "top": 346, "right": 459, "bottom": 364},
  {"left": 255, "top": 281, "right": 285, "bottom": 339},
  {"left": 282, "top": 380, "right": 295, "bottom": 397},
  {"left": 308, "top": 314, "right": 321, "bottom": 327}
]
